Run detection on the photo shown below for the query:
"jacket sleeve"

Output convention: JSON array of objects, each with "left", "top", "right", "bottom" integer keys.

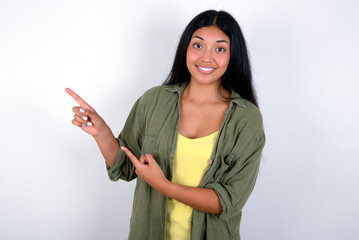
[
  {"left": 106, "top": 97, "right": 144, "bottom": 182},
  {"left": 204, "top": 131, "right": 265, "bottom": 220}
]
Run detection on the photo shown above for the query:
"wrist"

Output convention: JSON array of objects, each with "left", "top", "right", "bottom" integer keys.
[
  {"left": 158, "top": 178, "right": 172, "bottom": 197},
  {"left": 93, "top": 128, "right": 113, "bottom": 142},
  {"left": 162, "top": 178, "right": 177, "bottom": 198}
]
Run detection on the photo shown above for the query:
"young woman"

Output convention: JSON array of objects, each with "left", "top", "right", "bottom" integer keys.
[{"left": 66, "top": 10, "right": 265, "bottom": 240}]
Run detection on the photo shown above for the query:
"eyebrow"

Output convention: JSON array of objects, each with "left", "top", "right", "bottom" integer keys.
[{"left": 192, "top": 35, "right": 229, "bottom": 44}]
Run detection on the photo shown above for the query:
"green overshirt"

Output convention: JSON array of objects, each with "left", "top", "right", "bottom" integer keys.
[{"left": 106, "top": 82, "right": 265, "bottom": 240}]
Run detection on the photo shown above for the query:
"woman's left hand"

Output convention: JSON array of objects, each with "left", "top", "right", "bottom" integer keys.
[
  {"left": 121, "top": 147, "right": 222, "bottom": 214},
  {"left": 121, "top": 146, "right": 169, "bottom": 194}
]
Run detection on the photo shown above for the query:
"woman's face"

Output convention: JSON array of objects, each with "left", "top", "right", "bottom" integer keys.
[{"left": 186, "top": 26, "right": 230, "bottom": 86}]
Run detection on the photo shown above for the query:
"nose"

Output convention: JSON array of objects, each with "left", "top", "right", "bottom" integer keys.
[{"left": 201, "top": 48, "right": 214, "bottom": 62}]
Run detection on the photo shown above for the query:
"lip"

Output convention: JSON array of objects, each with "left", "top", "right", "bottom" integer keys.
[{"left": 196, "top": 65, "right": 215, "bottom": 74}]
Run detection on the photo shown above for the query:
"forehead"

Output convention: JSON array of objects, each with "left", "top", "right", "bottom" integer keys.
[{"left": 191, "top": 26, "right": 230, "bottom": 42}]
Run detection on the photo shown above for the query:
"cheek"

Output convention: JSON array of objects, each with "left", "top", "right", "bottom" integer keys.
[
  {"left": 186, "top": 48, "right": 199, "bottom": 63},
  {"left": 219, "top": 54, "right": 230, "bottom": 69}
]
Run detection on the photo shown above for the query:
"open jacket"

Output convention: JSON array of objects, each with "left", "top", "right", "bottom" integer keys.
[{"left": 106, "top": 82, "right": 265, "bottom": 240}]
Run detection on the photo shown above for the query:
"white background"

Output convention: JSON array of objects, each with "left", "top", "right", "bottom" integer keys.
[{"left": 1, "top": 0, "right": 358, "bottom": 239}]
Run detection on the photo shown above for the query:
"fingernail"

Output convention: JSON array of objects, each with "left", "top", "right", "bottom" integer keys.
[
  {"left": 87, "top": 122, "right": 93, "bottom": 126},
  {"left": 82, "top": 123, "right": 86, "bottom": 127},
  {"left": 83, "top": 116, "right": 88, "bottom": 121},
  {"left": 80, "top": 108, "right": 85, "bottom": 113},
  {"left": 121, "top": 146, "right": 124, "bottom": 151}
]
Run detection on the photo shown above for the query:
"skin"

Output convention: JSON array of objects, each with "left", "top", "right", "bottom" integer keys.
[
  {"left": 66, "top": 26, "right": 232, "bottom": 215},
  {"left": 180, "top": 25, "right": 231, "bottom": 139}
]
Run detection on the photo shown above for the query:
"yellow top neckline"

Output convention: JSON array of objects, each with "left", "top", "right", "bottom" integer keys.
[{"left": 178, "top": 130, "right": 219, "bottom": 140}]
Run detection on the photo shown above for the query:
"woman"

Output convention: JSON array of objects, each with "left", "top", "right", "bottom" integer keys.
[{"left": 66, "top": 10, "right": 265, "bottom": 240}]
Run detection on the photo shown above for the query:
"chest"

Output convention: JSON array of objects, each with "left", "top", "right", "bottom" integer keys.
[{"left": 178, "top": 99, "right": 229, "bottom": 139}]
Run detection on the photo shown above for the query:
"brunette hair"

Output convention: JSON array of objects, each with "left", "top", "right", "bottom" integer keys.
[{"left": 163, "top": 10, "right": 259, "bottom": 107}]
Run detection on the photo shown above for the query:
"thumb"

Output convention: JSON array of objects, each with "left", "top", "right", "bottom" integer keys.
[
  {"left": 139, "top": 155, "right": 147, "bottom": 164},
  {"left": 144, "top": 154, "right": 155, "bottom": 164}
]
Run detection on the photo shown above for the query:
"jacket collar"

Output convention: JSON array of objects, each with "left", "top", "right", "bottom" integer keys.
[{"left": 164, "top": 82, "right": 246, "bottom": 108}]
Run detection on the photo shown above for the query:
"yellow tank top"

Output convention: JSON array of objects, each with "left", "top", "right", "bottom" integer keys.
[{"left": 166, "top": 130, "right": 219, "bottom": 240}]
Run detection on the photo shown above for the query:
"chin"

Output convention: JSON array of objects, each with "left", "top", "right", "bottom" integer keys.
[{"left": 191, "top": 76, "right": 222, "bottom": 86}]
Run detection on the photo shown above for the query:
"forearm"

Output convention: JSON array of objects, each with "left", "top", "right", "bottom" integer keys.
[
  {"left": 160, "top": 180, "right": 222, "bottom": 214},
  {"left": 119, "top": 148, "right": 222, "bottom": 214},
  {"left": 94, "top": 129, "right": 119, "bottom": 168}
]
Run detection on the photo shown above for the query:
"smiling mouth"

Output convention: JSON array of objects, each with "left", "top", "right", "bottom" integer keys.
[{"left": 197, "top": 66, "right": 215, "bottom": 73}]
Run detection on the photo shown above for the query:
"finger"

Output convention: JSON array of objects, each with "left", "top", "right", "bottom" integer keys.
[
  {"left": 71, "top": 119, "right": 83, "bottom": 127},
  {"left": 73, "top": 107, "right": 89, "bottom": 119},
  {"left": 80, "top": 109, "right": 97, "bottom": 121},
  {"left": 139, "top": 155, "right": 147, "bottom": 164},
  {"left": 72, "top": 106, "right": 98, "bottom": 123},
  {"left": 144, "top": 154, "right": 154, "bottom": 164},
  {"left": 121, "top": 146, "right": 139, "bottom": 168},
  {"left": 65, "top": 88, "right": 94, "bottom": 111},
  {"left": 72, "top": 106, "right": 83, "bottom": 115},
  {"left": 74, "top": 114, "right": 90, "bottom": 125}
]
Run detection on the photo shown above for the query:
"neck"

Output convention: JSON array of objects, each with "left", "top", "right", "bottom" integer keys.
[{"left": 182, "top": 80, "right": 230, "bottom": 104}]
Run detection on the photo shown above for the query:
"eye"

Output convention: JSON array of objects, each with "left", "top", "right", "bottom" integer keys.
[
  {"left": 216, "top": 47, "right": 226, "bottom": 52},
  {"left": 193, "top": 43, "right": 202, "bottom": 49}
]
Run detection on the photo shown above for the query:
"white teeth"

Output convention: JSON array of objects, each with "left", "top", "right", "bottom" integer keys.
[{"left": 198, "top": 66, "right": 214, "bottom": 71}]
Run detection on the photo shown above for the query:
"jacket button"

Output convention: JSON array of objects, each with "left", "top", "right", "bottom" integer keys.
[{"left": 208, "top": 159, "right": 212, "bottom": 164}]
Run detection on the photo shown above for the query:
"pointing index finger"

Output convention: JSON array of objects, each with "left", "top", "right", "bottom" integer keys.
[
  {"left": 65, "top": 88, "right": 94, "bottom": 111},
  {"left": 121, "top": 146, "right": 139, "bottom": 168}
]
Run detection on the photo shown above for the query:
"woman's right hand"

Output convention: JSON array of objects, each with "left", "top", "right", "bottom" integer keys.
[{"left": 65, "top": 88, "right": 111, "bottom": 139}]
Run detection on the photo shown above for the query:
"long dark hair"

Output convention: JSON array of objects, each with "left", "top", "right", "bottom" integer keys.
[{"left": 163, "top": 10, "right": 258, "bottom": 108}]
